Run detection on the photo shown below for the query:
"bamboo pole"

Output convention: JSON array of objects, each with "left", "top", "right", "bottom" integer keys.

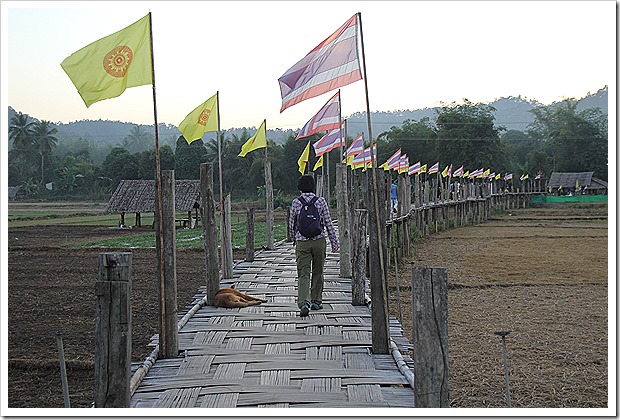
[{"left": 147, "top": 13, "right": 167, "bottom": 357}]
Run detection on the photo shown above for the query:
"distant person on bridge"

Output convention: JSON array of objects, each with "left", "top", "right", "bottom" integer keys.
[{"left": 289, "top": 174, "right": 339, "bottom": 317}]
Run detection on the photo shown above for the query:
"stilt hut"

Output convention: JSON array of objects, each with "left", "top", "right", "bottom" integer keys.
[
  {"left": 106, "top": 180, "right": 202, "bottom": 228},
  {"left": 547, "top": 172, "right": 608, "bottom": 196}
]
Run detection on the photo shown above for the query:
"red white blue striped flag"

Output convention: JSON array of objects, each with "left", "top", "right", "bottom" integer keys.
[
  {"left": 278, "top": 14, "right": 362, "bottom": 112},
  {"left": 408, "top": 161, "right": 421, "bottom": 176},
  {"left": 313, "top": 127, "right": 345, "bottom": 157},
  {"left": 296, "top": 91, "right": 341, "bottom": 140},
  {"left": 428, "top": 162, "right": 440, "bottom": 174},
  {"left": 382, "top": 149, "right": 401, "bottom": 170},
  {"left": 345, "top": 133, "right": 364, "bottom": 157}
]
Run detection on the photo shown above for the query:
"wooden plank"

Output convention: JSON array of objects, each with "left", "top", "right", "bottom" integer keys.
[
  {"left": 347, "top": 384, "right": 385, "bottom": 403},
  {"left": 200, "top": 393, "right": 239, "bottom": 408}
]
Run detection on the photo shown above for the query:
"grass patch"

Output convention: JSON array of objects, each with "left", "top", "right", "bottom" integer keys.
[{"left": 72, "top": 221, "right": 288, "bottom": 250}]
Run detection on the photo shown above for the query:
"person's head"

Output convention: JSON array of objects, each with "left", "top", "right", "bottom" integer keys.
[{"left": 297, "top": 174, "right": 315, "bottom": 193}]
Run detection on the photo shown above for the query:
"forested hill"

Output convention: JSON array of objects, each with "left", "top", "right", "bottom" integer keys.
[{"left": 8, "top": 86, "right": 607, "bottom": 146}]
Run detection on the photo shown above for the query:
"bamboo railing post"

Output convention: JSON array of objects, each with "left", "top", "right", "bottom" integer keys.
[
  {"left": 336, "top": 163, "right": 352, "bottom": 278},
  {"left": 155, "top": 170, "right": 178, "bottom": 359},
  {"left": 351, "top": 209, "right": 368, "bottom": 305},
  {"left": 95, "top": 252, "right": 132, "bottom": 408},
  {"left": 412, "top": 266, "right": 449, "bottom": 407},
  {"left": 200, "top": 163, "right": 220, "bottom": 305},
  {"left": 245, "top": 207, "right": 255, "bottom": 262},
  {"left": 222, "top": 194, "right": 234, "bottom": 278},
  {"left": 264, "top": 159, "right": 275, "bottom": 250},
  {"left": 368, "top": 176, "right": 390, "bottom": 354}
]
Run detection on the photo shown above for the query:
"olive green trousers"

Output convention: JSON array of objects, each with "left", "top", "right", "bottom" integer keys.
[{"left": 294, "top": 237, "right": 326, "bottom": 309}]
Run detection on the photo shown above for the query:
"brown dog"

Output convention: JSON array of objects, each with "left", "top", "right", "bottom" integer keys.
[{"left": 213, "top": 285, "right": 267, "bottom": 308}]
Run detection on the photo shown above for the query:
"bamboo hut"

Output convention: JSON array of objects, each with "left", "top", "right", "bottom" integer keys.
[
  {"left": 547, "top": 172, "right": 608, "bottom": 196},
  {"left": 106, "top": 180, "right": 202, "bottom": 228}
]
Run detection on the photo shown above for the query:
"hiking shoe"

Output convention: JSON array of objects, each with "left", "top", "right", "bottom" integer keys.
[
  {"left": 300, "top": 304, "right": 310, "bottom": 317},
  {"left": 311, "top": 301, "right": 323, "bottom": 310}
]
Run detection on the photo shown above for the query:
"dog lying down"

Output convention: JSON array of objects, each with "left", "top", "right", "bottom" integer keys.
[{"left": 213, "top": 285, "right": 267, "bottom": 308}]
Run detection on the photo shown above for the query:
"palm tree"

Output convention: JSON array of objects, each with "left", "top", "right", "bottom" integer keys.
[
  {"left": 9, "top": 112, "right": 35, "bottom": 181},
  {"left": 122, "top": 125, "right": 151, "bottom": 153},
  {"left": 32, "top": 120, "right": 59, "bottom": 184}
]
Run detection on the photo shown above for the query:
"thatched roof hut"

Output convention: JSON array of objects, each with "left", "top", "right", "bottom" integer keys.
[
  {"left": 106, "top": 180, "right": 202, "bottom": 227},
  {"left": 547, "top": 172, "right": 607, "bottom": 195}
]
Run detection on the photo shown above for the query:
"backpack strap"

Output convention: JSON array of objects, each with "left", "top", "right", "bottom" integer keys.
[{"left": 298, "top": 195, "right": 307, "bottom": 206}]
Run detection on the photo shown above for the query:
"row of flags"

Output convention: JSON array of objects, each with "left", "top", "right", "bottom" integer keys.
[
  {"left": 59, "top": 11, "right": 539, "bottom": 185},
  {"left": 60, "top": 12, "right": 364, "bottom": 163},
  {"left": 374, "top": 149, "right": 538, "bottom": 182}
]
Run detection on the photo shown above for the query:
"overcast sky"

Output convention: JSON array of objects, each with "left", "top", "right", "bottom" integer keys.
[{"left": 2, "top": 1, "right": 615, "bottom": 132}]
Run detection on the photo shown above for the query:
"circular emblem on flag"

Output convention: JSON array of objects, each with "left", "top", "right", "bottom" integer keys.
[
  {"left": 197, "top": 108, "right": 211, "bottom": 126},
  {"left": 103, "top": 46, "right": 134, "bottom": 78}
]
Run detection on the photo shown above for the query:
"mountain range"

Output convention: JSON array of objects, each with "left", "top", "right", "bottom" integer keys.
[{"left": 8, "top": 86, "right": 607, "bottom": 147}]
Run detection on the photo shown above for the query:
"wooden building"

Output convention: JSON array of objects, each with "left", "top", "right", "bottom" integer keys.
[
  {"left": 106, "top": 180, "right": 202, "bottom": 228},
  {"left": 547, "top": 172, "right": 608, "bottom": 195}
]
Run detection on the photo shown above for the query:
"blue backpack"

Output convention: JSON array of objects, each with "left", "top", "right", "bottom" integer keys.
[{"left": 297, "top": 196, "right": 322, "bottom": 238}]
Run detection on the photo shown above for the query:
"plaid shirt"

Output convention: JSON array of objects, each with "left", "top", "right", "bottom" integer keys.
[{"left": 289, "top": 192, "right": 339, "bottom": 248}]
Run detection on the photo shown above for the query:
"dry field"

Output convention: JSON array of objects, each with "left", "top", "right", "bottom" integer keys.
[
  {"left": 7, "top": 202, "right": 609, "bottom": 409},
  {"left": 387, "top": 204, "right": 609, "bottom": 408}
]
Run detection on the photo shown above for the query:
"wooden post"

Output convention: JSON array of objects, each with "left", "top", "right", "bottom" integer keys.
[
  {"left": 200, "top": 163, "right": 220, "bottom": 306},
  {"left": 412, "top": 266, "right": 449, "bottom": 407},
  {"left": 368, "top": 173, "right": 390, "bottom": 354},
  {"left": 95, "top": 252, "right": 132, "bottom": 408},
  {"left": 264, "top": 159, "right": 275, "bottom": 250},
  {"left": 336, "top": 164, "right": 351, "bottom": 278},
  {"left": 351, "top": 209, "right": 368, "bottom": 305},
  {"left": 245, "top": 207, "right": 255, "bottom": 262},
  {"left": 221, "top": 194, "right": 234, "bottom": 278},
  {"left": 155, "top": 170, "right": 178, "bottom": 358}
]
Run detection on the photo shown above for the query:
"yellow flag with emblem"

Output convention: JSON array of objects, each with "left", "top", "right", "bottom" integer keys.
[
  {"left": 238, "top": 120, "right": 267, "bottom": 157},
  {"left": 61, "top": 14, "right": 152, "bottom": 108},
  {"left": 178, "top": 93, "right": 219, "bottom": 144}
]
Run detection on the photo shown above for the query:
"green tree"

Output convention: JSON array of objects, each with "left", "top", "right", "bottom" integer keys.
[
  {"left": 376, "top": 117, "right": 437, "bottom": 166},
  {"left": 101, "top": 147, "right": 139, "bottom": 188},
  {"left": 527, "top": 102, "right": 608, "bottom": 179},
  {"left": 121, "top": 125, "right": 152, "bottom": 153},
  {"left": 137, "top": 144, "right": 175, "bottom": 180},
  {"left": 434, "top": 100, "right": 507, "bottom": 170},
  {"left": 8, "top": 112, "right": 36, "bottom": 183},
  {"left": 32, "top": 120, "right": 59, "bottom": 184},
  {"left": 174, "top": 136, "right": 208, "bottom": 179}
]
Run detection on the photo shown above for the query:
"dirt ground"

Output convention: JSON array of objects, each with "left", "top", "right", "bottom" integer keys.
[
  {"left": 386, "top": 204, "right": 609, "bottom": 408},
  {"left": 6, "top": 204, "right": 609, "bottom": 408}
]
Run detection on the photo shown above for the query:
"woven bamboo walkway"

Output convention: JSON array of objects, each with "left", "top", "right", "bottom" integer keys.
[{"left": 130, "top": 239, "right": 415, "bottom": 408}]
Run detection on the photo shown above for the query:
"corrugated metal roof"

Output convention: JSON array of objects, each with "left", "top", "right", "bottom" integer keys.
[{"left": 106, "top": 180, "right": 201, "bottom": 213}]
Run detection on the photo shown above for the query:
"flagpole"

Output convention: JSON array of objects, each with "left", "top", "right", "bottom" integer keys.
[
  {"left": 359, "top": 9, "right": 389, "bottom": 353},
  {"left": 148, "top": 12, "right": 167, "bottom": 352},
  {"left": 217, "top": 91, "right": 225, "bottom": 274}
]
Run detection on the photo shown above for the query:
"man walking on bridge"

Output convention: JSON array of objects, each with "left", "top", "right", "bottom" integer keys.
[{"left": 289, "top": 174, "right": 339, "bottom": 317}]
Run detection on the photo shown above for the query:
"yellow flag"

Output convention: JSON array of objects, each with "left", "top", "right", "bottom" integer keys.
[
  {"left": 238, "top": 120, "right": 267, "bottom": 157},
  {"left": 298, "top": 140, "right": 311, "bottom": 174},
  {"left": 313, "top": 155, "right": 324, "bottom": 171},
  {"left": 61, "top": 14, "right": 152, "bottom": 108},
  {"left": 178, "top": 93, "right": 219, "bottom": 144},
  {"left": 420, "top": 164, "right": 427, "bottom": 174}
]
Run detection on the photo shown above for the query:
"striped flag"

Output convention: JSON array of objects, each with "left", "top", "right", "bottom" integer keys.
[
  {"left": 352, "top": 144, "right": 377, "bottom": 169},
  {"left": 344, "top": 133, "right": 364, "bottom": 165},
  {"left": 504, "top": 173, "right": 513, "bottom": 180},
  {"left": 313, "top": 127, "right": 345, "bottom": 157},
  {"left": 278, "top": 14, "right": 362, "bottom": 112},
  {"left": 408, "top": 161, "right": 421, "bottom": 176},
  {"left": 452, "top": 165, "right": 464, "bottom": 177},
  {"left": 296, "top": 91, "right": 341, "bottom": 140},
  {"left": 428, "top": 162, "right": 440, "bottom": 174},
  {"left": 398, "top": 154, "right": 409, "bottom": 174},
  {"left": 381, "top": 149, "right": 401, "bottom": 171}
]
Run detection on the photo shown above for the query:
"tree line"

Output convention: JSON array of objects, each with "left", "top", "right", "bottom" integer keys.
[{"left": 8, "top": 99, "right": 607, "bottom": 201}]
